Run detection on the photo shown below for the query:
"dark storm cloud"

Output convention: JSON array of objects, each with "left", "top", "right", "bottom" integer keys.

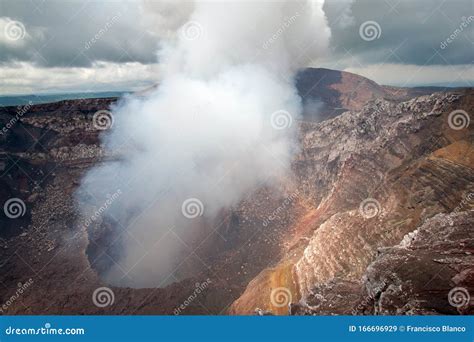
[
  {"left": 324, "top": 0, "right": 473, "bottom": 66},
  {"left": 0, "top": 0, "right": 158, "bottom": 67},
  {"left": 0, "top": 0, "right": 472, "bottom": 94},
  {"left": 1, "top": 0, "right": 472, "bottom": 68}
]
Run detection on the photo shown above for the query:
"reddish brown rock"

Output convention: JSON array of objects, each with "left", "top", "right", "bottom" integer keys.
[{"left": 0, "top": 69, "right": 472, "bottom": 316}]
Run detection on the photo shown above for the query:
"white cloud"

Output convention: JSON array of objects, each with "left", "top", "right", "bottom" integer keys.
[
  {"left": 3, "top": 60, "right": 472, "bottom": 96},
  {"left": 345, "top": 63, "right": 474, "bottom": 87},
  {"left": 0, "top": 61, "right": 160, "bottom": 94},
  {"left": 0, "top": 0, "right": 472, "bottom": 94}
]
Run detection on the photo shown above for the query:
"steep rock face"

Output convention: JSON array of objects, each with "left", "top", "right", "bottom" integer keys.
[
  {"left": 230, "top": 90, "right": 473, "bottom": 315},
  {"left": 360, "top": 211, "right": 474, "bottom": 315},
  {"left": 0, "top": 70, "right": 472, "bottom": 315},
  {"left": 290, "top": 212, "right": 473, "bottom": 315}
]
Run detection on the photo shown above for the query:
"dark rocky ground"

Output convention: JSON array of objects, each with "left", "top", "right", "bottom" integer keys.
[{"left": 0, "top": 68, "right": 472, "bottom": 315}]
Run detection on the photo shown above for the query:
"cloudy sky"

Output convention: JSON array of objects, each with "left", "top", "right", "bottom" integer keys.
[{"left": 0, "top": 0, "right": 473, "bottom": 95}]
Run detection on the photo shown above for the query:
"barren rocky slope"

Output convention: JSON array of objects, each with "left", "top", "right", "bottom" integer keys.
[
  {"left": 231, "top": 87, "right": 474, "bottom": 315},
  {"left": 0, "top": 68, "right": 472, "bottom": 315}
]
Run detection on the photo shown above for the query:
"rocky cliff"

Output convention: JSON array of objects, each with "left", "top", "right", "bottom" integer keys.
[
  {"left": 0, "top": 68, "right": 472, "bottom": 315},
  {"left": 231, "top": 85, "right": 474, "bottom": 315}
]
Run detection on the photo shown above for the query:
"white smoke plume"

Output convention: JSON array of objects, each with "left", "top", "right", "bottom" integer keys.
[{"left": 78, "top": 0, "right": 331, "bottom": 288}]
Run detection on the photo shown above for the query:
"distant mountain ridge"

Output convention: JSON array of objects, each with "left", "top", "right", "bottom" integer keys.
[
  {"left": 296, "top": 68, "right": 458, "bottom": 121},
  {"left": 1, "top": 67, "right": 457, "bottom": 112},
  {"left": 0, "top": 91, "right": 128, "bottom": 107}
]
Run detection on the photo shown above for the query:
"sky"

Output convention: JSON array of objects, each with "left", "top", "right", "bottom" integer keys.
[{"left": 0, "top": 0, "right": 473, "bottom": 95}]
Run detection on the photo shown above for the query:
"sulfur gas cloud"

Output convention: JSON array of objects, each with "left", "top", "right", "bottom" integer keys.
[{"left": 78, "top": 0, "right": 331, "bottom": 288}]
